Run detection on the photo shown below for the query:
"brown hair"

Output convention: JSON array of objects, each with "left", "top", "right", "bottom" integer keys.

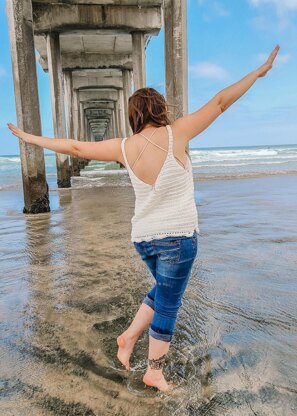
[
  {"left": 128, "top": 87, "right": 191, "bottom": 160},
  {"left": 128, "top": 87, "right": 171, "bottom": 134}
]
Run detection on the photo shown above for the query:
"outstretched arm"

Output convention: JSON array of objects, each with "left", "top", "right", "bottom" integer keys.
[
  {"left": 6, "top": 124, "right": 123, "bottom": 162},
  {"left": 173, "top": 44, "right": 280, "bottom": 142}
]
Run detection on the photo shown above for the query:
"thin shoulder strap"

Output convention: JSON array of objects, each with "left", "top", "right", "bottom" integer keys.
[
  {"left": 130, "top": 127, "right": 167, "bottom": 170},
  {"left": 138, "top": 128, "right": 167, "bottom": 152},
  {"left": 131, "top": 140, "right": 150, "bottom": 169},
  {"left": 120, "top": 137, "right": 130, "bottom": 169},
  {"left": 166, "top": 124, "right": 173, "bottom": 155}
]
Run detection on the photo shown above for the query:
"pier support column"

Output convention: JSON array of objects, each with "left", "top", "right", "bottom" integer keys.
[
  {"left": 123, "top": 69, "right": 133, "bottom": 137},
  {"left": 64, "top": 70, "right": 80, "bottom": 176},
  {"left": 164, "top": 0, "right": 188, "bottom": 120},
  {"left": 78, "top": 104, "right": 88, "bottom": 168},
  {"left": 114, "top": 101, "right": 120, "bottom": 137},
  {"left": 7, "top": 0, "right": 50, "bottom": 214},
  {"left": 111, "top": 110, "right": 116, "bottom": 138},
  {"left": 46, "top": 32, "right": 71, "bottom": 187},
  {"left": 131, "top": 32, "right": 146, "bottom": 91},
  {"left": 118, "top": 90, "right": 126, "bottom": 138},
  {"left": 73, "top": 90, "right": 80, "bottom": 141},
  {"left": 79, "top": 102, "right": 85, "bottom": 141}
]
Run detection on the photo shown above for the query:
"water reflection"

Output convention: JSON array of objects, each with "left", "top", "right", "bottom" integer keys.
[{"left": 1, "top": 175, "right": 297, "bottom": 415}]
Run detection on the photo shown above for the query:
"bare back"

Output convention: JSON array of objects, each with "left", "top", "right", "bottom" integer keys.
[{"left": 119, "top": 125, "right": 189, "bottom": 187}]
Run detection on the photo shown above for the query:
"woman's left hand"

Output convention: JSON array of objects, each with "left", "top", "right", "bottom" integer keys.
[
  {"left": 255, "top": 44, "right": 280, "bottom": 78},
  {"left": 7, "top": 123, "right": 34, "bottom": 144}
]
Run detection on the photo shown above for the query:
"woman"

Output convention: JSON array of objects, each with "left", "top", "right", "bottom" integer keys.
[{"left": 7, "top": 44, "right": 280, "bottom": 392}]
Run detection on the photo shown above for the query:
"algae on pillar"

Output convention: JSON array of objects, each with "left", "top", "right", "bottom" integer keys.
[
  {"left": 6, "top": 0, "right": 50, "bottom": 214},
  {"left": 46, "top": 32, "right": 71, "bottom": 188}
]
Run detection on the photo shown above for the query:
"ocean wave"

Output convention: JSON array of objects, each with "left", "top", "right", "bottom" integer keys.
[
  {"left": 192, "top": 160, "right": 297, "bottom": 168},
  {"left": 190, "top": 147, "right": 297, "bottom": 163},
  {"left": 0, "top": 156, "right": 21, "bottom": 163},
  {"left": 193, "top": 170, "right": 297, "bottom": 181},
  {"left": 0, "top": 183, "right": 22, "bottom": 191}
]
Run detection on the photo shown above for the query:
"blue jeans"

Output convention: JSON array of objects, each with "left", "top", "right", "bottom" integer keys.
[{"left": 133, "top": 230, "right": 198, "bottom": 342}]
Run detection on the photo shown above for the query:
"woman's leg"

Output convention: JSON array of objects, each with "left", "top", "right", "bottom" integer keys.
[
  {"left": 143, "top": 234, "right": 198, "bottom": 390},
  {"left": 143, "top": 336, "right": 172, "bottom": 391},
  {"left": 117, "top": 255, "right": 157, "bottom": 370},
  {"left": 117, "top": 302, "right": 154, "bottom": 370}
]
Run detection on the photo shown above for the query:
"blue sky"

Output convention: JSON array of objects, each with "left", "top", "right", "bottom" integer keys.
[{"left": 0, "top": 0, "right": 296, "bottom": 155}]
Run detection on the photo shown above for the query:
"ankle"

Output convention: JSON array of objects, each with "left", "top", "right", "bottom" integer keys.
[
  {"left": 145, "top": 368, "right": 165, "bottom": 380},
  {"left": 121, "top": 329, "right": 139, "bottom": 342}
]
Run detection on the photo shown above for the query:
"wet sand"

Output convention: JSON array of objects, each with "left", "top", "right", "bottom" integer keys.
[{"left": 1, "top": 175, "right": 297, "bottom": 415}]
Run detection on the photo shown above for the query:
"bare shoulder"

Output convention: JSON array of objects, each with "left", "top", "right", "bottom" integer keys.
[{"left": 171, "top": 94, "right": 223, "bottom": 142}]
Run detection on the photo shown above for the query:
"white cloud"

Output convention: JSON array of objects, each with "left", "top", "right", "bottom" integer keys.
[
  {"left": 189, "top": 61, "right": 229, "bottom": 81},
  {"left": 257, "top": 52, "right": 292, "bottom": 67},
  {"left": 249, "top": 0, "right": 297, "bottom": 12},
  {"left": 198, "top": 0, "right": 231, "bottom": 20},
  {"left": 0, "top": 67, "right": 7, "bottom": 77},
  {"left": 248, "top": 0, "right": 297, "bottom": 28},
  {"left": 213, "top": 1, "right": 230, "bottom": 16}
]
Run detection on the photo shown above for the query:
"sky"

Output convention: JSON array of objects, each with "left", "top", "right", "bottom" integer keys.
[{"left": 0, "top": 0, "right": 297, "bottom": 156}]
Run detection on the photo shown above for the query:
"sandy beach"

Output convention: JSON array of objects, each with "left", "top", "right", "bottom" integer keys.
[{"left": 1, "top": 172, "right": 297, "bottom": 415}]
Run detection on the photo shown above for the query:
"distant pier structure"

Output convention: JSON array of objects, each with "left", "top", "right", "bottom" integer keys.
[{"left": 7, "top": 0, "right": 188, "bottom": 213}]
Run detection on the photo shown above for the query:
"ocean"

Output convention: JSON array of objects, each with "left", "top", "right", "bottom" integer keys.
[
  {"left": 1, "top": 144, "right": 297, "bottom": 193},
  {"left": 1, "top": 143, "right": 297, "bottom": 415}
]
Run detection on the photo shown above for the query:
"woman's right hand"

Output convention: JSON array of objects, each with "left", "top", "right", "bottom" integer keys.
[
  {"left": 7, "top": 123, "right": 35, "bottom": 144},
  {"left": 255, "top": 44, "right": 280, "bottom": 78}
]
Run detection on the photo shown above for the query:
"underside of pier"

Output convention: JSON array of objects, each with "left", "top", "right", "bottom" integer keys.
[{"left": 7, "top": 0, "right": 188, "bottom": 212}]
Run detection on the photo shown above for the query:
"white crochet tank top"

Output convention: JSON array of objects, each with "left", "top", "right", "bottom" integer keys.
[{"left": 121, "top": 124, "right": 199, "bottom": 242}]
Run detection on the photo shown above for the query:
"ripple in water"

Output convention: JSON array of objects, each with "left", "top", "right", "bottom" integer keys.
[{"left": 0, "top": 175, "right": 297, "bottom": 415}]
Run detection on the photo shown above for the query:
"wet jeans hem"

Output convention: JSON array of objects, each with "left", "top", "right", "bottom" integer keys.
[
  {"left": 143, "top": 295, "right": 155, "bottom": 310},
  {"left": 149, "top": 327, "right": 172, "bottom": 342}
]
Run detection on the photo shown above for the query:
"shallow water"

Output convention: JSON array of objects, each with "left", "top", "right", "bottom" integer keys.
[{"left": 1, "top": 175, "right": 297, "bottom": 415}]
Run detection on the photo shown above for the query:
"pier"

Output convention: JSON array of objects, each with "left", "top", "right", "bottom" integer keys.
[{"left": 7, "top": 0, "right": 188, "bottom": 213}]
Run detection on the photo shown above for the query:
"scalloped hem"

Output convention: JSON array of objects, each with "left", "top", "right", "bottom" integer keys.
[{"left": 131, "top": 226, "right": 200, "bottom": 243}]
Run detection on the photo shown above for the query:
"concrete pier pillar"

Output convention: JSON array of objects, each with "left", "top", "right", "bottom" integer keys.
[
  {"left": 7, "top": 0, "right": 50, "bottom": 214},
  {"left": 73, "top": 90, "right": 80, "bottom": 140},
  {"left": 46, "top": 32, "right": 71, "bottom": 187},
  {"left": 107, "top": 117, "right": 111, "bottom": 139},
  {"left": 114, "top": 101, "right": 120, "bottom": 137},
  {"left": 110, "top": 111, "right": 116, "bottom": 139},
  {"left": 64, "top": 70, "right": 80, "bottom": 176},
  {"left": 122, "top": 69, "right": 133, "bottom": 137},
  {"left": 118, "top": 90, "right": 126, "bottom": 138},
  {"left": 131, "top": 32, "right": 146, "bottom": 91},
  {"left": 164, "top": 0, "right": 188, "bottom": 120},
  {"left": 79, "top": 102, "right": 85, "bottom": 141}
]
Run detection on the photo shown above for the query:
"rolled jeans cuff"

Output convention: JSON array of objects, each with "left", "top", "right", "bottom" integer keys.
[
  {"left": 149, "top": 327, "right": 172, "bottom": 342},
  {"left": 143, "top": 295, "right": 155, "bottom": 310}
]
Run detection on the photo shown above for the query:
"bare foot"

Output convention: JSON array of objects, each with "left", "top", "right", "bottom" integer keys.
[
  {"left": 116, "top": 331, "right": 138, "bottom": 370},
  {"left": 143, "top": 370, "right": 175, "bottom": 392}
]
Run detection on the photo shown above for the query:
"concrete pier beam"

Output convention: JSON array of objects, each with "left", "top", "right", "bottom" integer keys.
[
  {"left": 46, "top": 32, "right": 71, "bottom": 187},
  {"left": 6, "top": 0, "right": 50, "bottom": 214},
  {"left": 164, "top": 0, "right": 188, "bottom": 120},
  {"left": 131, "top": 32, "right": 146, "bottom": 91}
]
